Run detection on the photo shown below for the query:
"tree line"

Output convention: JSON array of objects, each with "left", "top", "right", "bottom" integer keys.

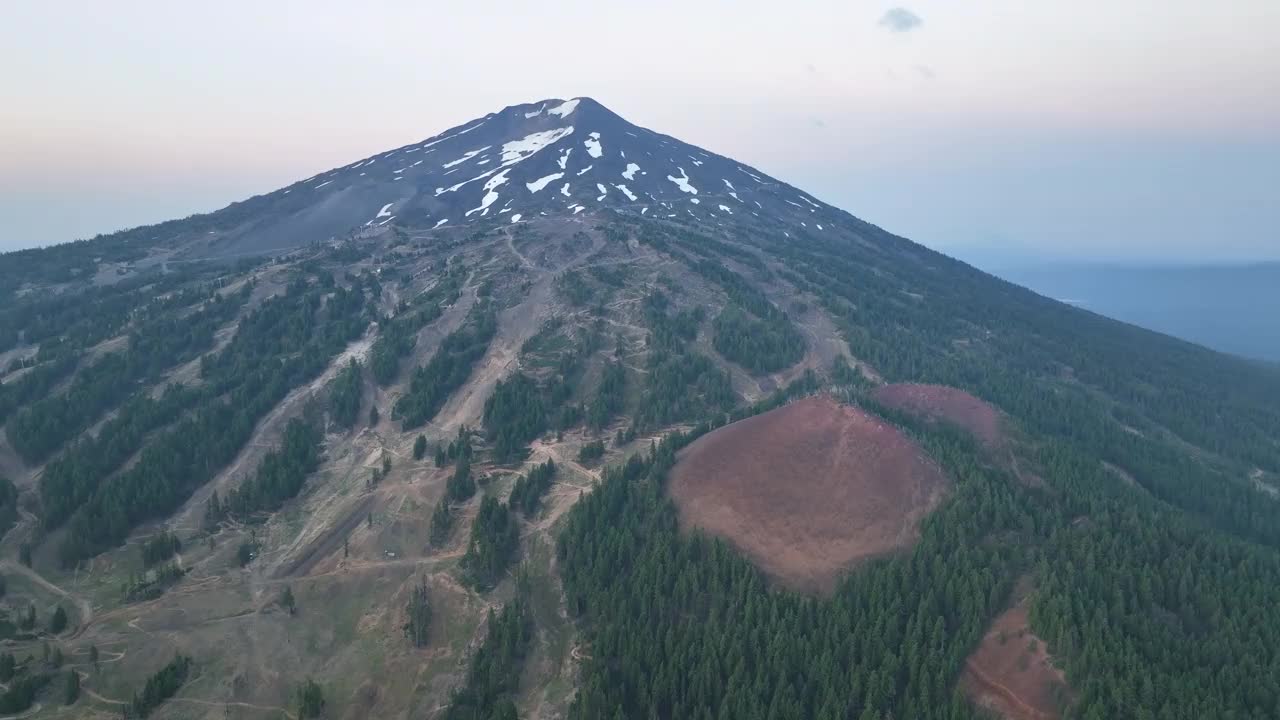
[
  {"left": 55, "top": 275, "right": 370, "bottom": 566},
  {"left": 395, "top": 301, "right": 497, "bottom": 429}
]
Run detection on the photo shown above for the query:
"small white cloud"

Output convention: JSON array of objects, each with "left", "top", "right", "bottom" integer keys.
[{"left": 879, "top": 7, "right": 923, "bottom": 33}]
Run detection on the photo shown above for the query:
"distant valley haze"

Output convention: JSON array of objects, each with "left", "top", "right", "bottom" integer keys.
[{"left": 992, "top": 261, "right": 1280, "bottom": 363}]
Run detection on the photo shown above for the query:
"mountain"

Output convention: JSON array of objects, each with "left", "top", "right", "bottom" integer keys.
[
  {"left": 1, "top": 98, "right": 1280, "bottom": 720},
  {"left": 84, "top": 97, "right": 842, "bottom": 260}
]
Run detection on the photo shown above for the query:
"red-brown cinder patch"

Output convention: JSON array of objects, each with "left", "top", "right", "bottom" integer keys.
[
  {"left": 961, "top": 583, "right": 1070, "bottom": 720},
  {"left": 873, "top": 383, "right": 1005, "bottom": 448},
  {"left": 667, "top": 395, "right": 948, "bottom": 594}
]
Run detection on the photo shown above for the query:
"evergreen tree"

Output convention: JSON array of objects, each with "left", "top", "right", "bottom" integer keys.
[
  {"left": 296, "top": 678, "right": 325, "bottom": 719},
  {"left": 461, "top": 497, "right": 520, "bottom": 590},
  {"left": 429, "top": 499, "right": 454, "bottom": 547},
  {"left": 63, "top": 669, "right": 79, "bottom": 705},
  {"left": 447, "top": 457, "right": 476, "bottom": 502},
  {"left": 48, "top": 605, "right": 67, "bottom": 634},
  {"left": 404, "top": 577, "right": 432, "bottom": 647}
]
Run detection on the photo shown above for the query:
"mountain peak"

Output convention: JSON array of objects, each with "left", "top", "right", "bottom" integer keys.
[
  {"left": 505, "top": 97, "right": 597, "bottom": 118},
  {"left": 178, "top": 96, "right": 840, "bottom": 257}
]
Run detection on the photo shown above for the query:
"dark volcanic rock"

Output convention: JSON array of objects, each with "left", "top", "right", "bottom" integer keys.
[{"left": 157, "top": 97, "right": 857, "bottom": 257}]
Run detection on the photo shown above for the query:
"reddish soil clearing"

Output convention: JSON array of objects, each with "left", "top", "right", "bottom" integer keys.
[
  {"left": 962, "top": 589, "right": 1069, "bottom": 720},
  {"left": 873, "top": 383, "right": 1004, "bottom": 448},
  {"left": 668, "top": 395, "right": 948, "bottom": 594}
]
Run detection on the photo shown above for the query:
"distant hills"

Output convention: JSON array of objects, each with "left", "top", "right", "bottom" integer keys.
[{"left": 999, "top": 262, "right": 1280, "bottom": 362}]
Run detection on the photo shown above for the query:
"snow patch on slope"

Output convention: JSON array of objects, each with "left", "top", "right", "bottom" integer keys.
[
  {"left": 436, "top": 168, "right": 497, "bottom": 196},
  {"left": 526, "top": 172, "right": 564, "bottom": 193},
  {"left": 667, "top": 167, "right": 698, "bottom": 195},
  {"left": 465, "top": 169, "right": 511, "bottom": 217},
  {"left": 443, "top": 146, "right": 490, "bottom": 169},
  {"left": 584, "top": 132, "right": 603, "bottom": 158},
  {"left": 500, "top": 127, "right": 575, "bottom": 166},
  {"left": 548, "top": 99, "right": 580, "bottom": 117}
]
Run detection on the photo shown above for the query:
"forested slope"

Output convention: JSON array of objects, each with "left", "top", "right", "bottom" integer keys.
[{"left": 0, "top": 97, "right": 1277, "bottom": 720}]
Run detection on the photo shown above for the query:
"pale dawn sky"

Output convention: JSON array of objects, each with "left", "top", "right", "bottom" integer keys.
[{"left": 2, "top": 1, "right": 1277, "bottom": 262}]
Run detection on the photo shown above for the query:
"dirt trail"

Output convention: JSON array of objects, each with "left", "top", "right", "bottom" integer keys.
[
  {"left": 73, "top": 673, "right": 295, "bottom": 720},
  {"left": 0, "top": 559, "right": 93, "bottom": 627},
  {"left": 527, "top": 439, "right": 601, "bottom": 482},
  {"left": 508, "top": 232, "right": 536, "bottom": 270},
  {"left": 76, "top": 674, "right": 127, "bottom": 707},
  {"left": 964, "top": 660, "right": 1058, "bottom": 720},
  {"left": 168, "top": 698, "right": 298, "bottom": 719}
]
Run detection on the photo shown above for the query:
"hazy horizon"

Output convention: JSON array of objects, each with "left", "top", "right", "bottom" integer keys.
[{"left": 3, "top": 1, "right": 1278, "bottom": 263}]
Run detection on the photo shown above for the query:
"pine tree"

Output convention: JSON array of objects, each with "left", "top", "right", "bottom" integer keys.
[
  {"left": 296, "top": 678, "right": 325, "bottom": 719},
  {"left": 49, "top": 605, "right": 68, "bottom": 634},
  {"left": 429, "top": 499, "right": 454, "bottom": 547},
  {"left": 63, "top": 669, "right": 80, "bottom": 705},
  {"left": 404, "top": 577, "right": 431, "bottom": 647}
]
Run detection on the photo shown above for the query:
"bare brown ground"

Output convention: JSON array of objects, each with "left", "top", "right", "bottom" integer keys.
[
  {"left": 668, "top": 395, "right": 949, "bottom": 594},
  {"left": 961, "top": 583, "right": 1069, "bottom": 720},
  {"left": 873, "top": 383, "right": 1004, "bottom": 448}
]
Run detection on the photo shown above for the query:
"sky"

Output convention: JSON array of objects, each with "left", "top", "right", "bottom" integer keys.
[{"left": 2, "top": 1, "right": 1278, "bottom": 263}]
